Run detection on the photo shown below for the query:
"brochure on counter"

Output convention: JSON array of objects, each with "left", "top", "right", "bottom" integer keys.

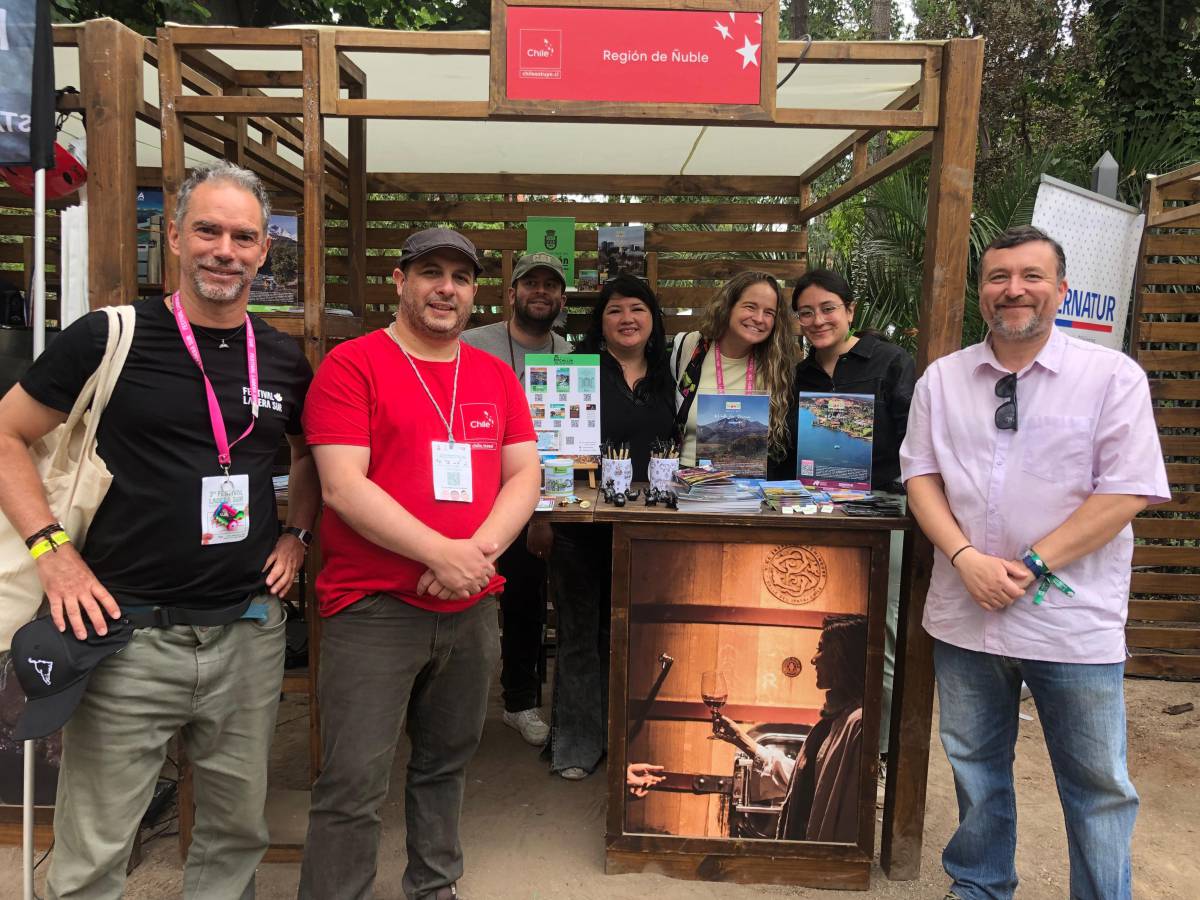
[
  {"left": 794, "top": 391, "right": 874, "bottom": 490},
  {"left": 525, "top": 353, "right": 601, "bottom": 457},
  {"left": 695, "top": 392, "right": 770, "bottom": 478}
]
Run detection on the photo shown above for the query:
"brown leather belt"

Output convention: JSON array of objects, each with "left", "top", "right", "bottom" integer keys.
[{"left": 650, "top": 772, "right": 732, "bottom": 794}]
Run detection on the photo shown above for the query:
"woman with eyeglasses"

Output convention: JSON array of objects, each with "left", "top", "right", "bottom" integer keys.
[
  {"left": 669, "top": 272, "right": 797, "bottom": 468},
  {"left": 783, "top": 268, "right": 915, "bottom": 763},
  {"left": 785, "top": 269, "right": 915, "bottom": 489},
  {"left": 539, "top": 275, "right": 676, "bottom": 782}
]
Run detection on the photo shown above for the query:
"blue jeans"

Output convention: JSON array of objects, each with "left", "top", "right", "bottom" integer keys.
[{"left": 933, "top": 639, "right": 1137, "bottom": 900}]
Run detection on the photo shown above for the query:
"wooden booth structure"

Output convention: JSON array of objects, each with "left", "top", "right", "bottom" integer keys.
[
  {"left": 1127, "top": 160, "right": 1200, "bottom": 679},
  {"left": 1, "top": 5, "right": 989, "bottom": 888}
]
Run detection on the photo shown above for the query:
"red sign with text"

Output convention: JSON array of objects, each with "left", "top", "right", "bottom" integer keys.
[{"left": 505, "top": 7, "right": 764, "bottom": 105}]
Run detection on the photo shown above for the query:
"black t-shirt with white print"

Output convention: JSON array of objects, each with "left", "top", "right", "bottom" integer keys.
[{"left": 20, "top": 298, "right": 312, "bottom": 609}]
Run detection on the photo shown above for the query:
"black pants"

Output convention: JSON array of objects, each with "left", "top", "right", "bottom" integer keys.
[{"left": 497, "top": 529, "right": 546, "bottom": 713}]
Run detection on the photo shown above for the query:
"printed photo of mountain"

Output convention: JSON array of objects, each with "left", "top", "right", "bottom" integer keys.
[
  {"left": 695, "top": 392, "right": 770, "bottom": 477},
  {"left": 249, "top": 214, "right": 300, "bottom": 309}
]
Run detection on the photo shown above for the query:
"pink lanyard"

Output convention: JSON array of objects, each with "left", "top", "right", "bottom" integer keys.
[
  {"left": 713, "top": 342, "right": 756, "bottom": 394},
  {"left": 171, "top": 293, "right": 258, "bottom": 473}
]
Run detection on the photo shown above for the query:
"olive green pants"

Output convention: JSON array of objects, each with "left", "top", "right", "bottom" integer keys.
[{"left": 47, "top": 596, "right": 285, "bottom": 900}]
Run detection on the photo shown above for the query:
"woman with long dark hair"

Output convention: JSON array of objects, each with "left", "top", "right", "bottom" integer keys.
[{"left": 544, "top": 276, "right": 675, "bottom": 780}]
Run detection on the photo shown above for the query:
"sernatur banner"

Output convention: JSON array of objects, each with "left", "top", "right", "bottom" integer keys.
[{"left": 1030, "top": 175, "right": 1144, "bottom": 352}]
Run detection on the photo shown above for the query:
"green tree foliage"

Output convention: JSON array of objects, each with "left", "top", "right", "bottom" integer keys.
[
  {"left": 781, "top": 0, "right": 902, "bottom": 40},
  {"left": 51, "top": 0, "right": 489, "bottom": 33},
  {"left": 1090, "top": 0, "right": 1200, "bottom": 145}
]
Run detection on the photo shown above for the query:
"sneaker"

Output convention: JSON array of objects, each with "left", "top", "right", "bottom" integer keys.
[
  {"left": 502, "top": 708, "right": 549, "bottom": 746},
  {"left": 560, "top": 766, "right": 588, "bottom": 781},
  {"left": 431, "top": 886, "right": 457, "bottom": 900}
]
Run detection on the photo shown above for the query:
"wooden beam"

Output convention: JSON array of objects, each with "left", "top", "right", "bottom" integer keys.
[
  {"left": 779, "top": 39, "right": 944, "bottom": 62},
  {"left": 337, "top": 51, "right": 367, "bottom": 87},
  {"left": 301, "top": 33, "right": 326, "bottom": 368},
  {"left": 80, "top": 19, "right": 142, "bottom": 309},
  {"left": 800, "top": 134, "right": 933, "bottom": 223},
  {"left": 1148, "top": 202, "right": 1200, "bottom": 228},
  {"left": 852, "top": 141, "right": 868, "bottom": 177},
  {"left": 168, "top": 26, "right": 306, "bottom": 48},
  {"left": 1151, "top": 159, "right": 1200, "bottom": 190},
  {"left": 156, "top": 28, "right": 185, "bottom": 293},
  {"left": 330, "top": 28, "right": 490, "bottom": 53},
  {"left": 318, "top": 31, "right": 340, "bottom": 116},
  {"left": 774, "top": 107, "right": 930, "bottom": 130},
  {"left": 366, "top": 172, "right": 802, "bottom": 196},
  {"left": 235, "top": 70, "right": 304, "bottom": 89},
  {"left": 881, "top": 37, "right": 983, "bottom": 883},
  {"left": 324, "top": 225, "right": 806, "bottom": 253},
  {"left": 346, "top": 74, "right": 368, "bottom": 317},
  {"left": 174, "top": 95, "right": 305, "bottom": 116},
  {"left": 364, "top": 199, "right": 804, "bottom": 225},
  {"left": 796, "top": 85, "right": 921, "bottom": 184}
]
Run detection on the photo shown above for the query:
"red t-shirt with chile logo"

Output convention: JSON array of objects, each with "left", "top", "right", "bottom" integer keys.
[{"left": 302, "top": 329, "right": 536, "bottom": 616}]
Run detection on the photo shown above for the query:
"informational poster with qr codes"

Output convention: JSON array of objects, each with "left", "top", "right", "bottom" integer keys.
[{"left": 525, "top": 354, "right": 601, "bottom": 457}]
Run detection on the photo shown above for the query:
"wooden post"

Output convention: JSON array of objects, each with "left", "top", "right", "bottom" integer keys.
[
  {"left": 80, "top": 19, "right": 142, "bottom": 308},
  {"left": 301, "top": 33, "right": 326, "bottom": 369},
  {"left": 881, "top": 37, "right": 983, "bottom": 881},
  {"left": 157, "top": 29, "right": 185, "bottom": 294},
  {"left": 346, "top": 80, "right": 367, "bottom": 319}
]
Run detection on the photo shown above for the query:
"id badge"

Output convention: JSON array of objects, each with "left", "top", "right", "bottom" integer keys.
[
  {"left": 432, "top": 440, "right": 473, "bottom": 503},
  {"left": 201, "top": 473, "right": 251, "bottom": 544}
]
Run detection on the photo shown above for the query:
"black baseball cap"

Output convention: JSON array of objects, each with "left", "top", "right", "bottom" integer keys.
[
  {"left": 11, "top": 614, "right": 133, "bottom": 741},
  {"left": 396, "top": 227, "right": 483, "bottom": 275}
]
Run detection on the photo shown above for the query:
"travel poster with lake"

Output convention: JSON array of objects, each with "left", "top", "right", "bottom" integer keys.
[
  {"left": 695, "top": 392, "right": 770, "bottom": 477},
  {"left": 524, "top": 354, "right": 601, "bottom": 457},
  {"left": 794, "top": 392, "right": 874, "bottom": 490}
]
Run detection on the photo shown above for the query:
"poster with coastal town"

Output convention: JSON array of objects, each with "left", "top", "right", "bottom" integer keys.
[
  {"left": 695, "top": 392, "right": 771, "bottom": 477},
  {"left": 794, "top": 392, "right": 874, "bottom": 490}
]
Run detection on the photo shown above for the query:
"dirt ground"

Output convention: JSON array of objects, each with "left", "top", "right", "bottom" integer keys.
[{"left": 2, "top": 675, "right": 1197, "bottom": 899}]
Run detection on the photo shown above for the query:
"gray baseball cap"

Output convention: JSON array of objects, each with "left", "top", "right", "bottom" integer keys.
[
  {"left": 512, "top": 251, "right": 566, "bottom": 286},
  {"left": 397, "top": 227, "right": 482, "bottom": 275}
]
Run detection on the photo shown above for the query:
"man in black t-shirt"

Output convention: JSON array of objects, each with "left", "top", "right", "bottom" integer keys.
[{"left": 0, "top": 161, "right": 318, "bottom": 899}]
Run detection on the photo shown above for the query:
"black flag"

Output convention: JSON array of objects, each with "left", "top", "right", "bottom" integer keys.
[{"left": 0, "top": 0, "right": 55, "bottom": 167}]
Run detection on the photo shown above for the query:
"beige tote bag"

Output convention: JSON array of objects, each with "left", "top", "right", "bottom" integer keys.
[{"left": 0, "top": 305, "right": 136, "bottom": 651}]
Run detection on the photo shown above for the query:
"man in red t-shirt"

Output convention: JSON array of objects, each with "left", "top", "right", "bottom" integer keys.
[{"left": 299, "top": 228, "right": 540, "bottom": 900}]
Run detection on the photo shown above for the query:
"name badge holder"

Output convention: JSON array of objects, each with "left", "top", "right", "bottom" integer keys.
[
  {"left": 172, "top": 293, "right": 259, "bottom": 543},
  {"left": 391, "top": 327, "right": 473, "bottom": 503}
]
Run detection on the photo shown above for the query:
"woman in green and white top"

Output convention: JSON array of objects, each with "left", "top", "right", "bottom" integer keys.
[{"left": 669, "top": 271, "right": 797, "bottom": 467}]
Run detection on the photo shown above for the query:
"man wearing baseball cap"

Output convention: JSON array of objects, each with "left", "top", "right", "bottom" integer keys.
[
  {"left": 461, "top": 252, "right": 570, "bottom": 748},
  {"left": 300, "top": 227, "right": 540, "bottom": 900}
]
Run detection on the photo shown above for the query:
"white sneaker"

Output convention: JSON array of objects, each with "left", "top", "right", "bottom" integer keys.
[
  {"left": 502, "top": 708, "right": 549, "bottom": 746},
  {"left": 560, "top": 767, "right": 588, "bottom": 781}
]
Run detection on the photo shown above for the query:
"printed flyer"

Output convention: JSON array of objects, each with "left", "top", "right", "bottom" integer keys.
[
  {"left": 525, "top": 353, "right": 600, "bottom": 456},
  {"left": 794, "top": 391, "right": 874, "bottom": 490}
]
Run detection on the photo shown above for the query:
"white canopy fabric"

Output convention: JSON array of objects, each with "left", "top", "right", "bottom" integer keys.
[{"left": 54, "top": 36, "right": 926, "bottom": 178}]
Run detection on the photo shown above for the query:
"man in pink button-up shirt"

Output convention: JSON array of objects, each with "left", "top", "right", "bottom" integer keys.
[{"left": 900, "top": 225, "right": 1170, "bottom": 900}]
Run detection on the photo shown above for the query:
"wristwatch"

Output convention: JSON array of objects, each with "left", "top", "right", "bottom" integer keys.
[{"left": 283, "top": 526, "right": 314, "bottom": 547}]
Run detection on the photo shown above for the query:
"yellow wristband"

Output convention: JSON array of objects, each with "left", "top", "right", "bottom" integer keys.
[{"left": 29, "top": 530, "right": 70, "bottom": 560}]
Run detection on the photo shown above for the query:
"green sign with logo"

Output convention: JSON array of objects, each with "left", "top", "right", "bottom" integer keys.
[{"left": 525, "top": 216, "right": 576, "bottom": 286}]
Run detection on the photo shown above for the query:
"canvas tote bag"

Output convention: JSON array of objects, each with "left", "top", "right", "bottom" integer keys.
[{"left": 0, "top": 304, "right": 136, "bottom": 651}]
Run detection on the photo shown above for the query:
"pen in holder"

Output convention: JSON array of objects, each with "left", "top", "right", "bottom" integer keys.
[
  {"left": 601, "top": 456, "right": 633, "bottom": 494},
  {"left": 648, "top": 456, "right": 679, "bottom": 493}
]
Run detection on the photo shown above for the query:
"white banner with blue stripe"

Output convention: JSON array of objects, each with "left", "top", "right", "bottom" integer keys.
[{"left": 1030, "top": 174, "right": 1144, "bottom": 352}]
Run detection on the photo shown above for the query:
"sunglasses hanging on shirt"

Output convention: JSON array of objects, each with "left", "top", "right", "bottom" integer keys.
[{"left": 994, "top": 372, "right": 1018, "bottom": 431}]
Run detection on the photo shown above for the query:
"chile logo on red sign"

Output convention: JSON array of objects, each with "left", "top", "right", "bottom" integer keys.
[{"left": 519, "top": 29, "right": 562, "bottom": 79}]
